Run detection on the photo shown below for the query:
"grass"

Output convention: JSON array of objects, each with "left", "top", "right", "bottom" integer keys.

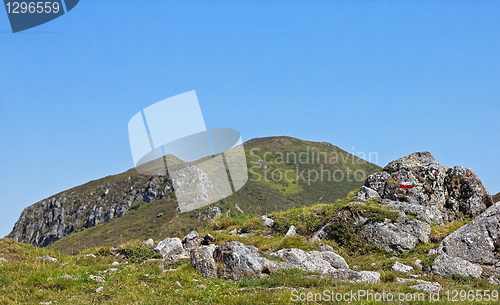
[
  {"left": 3, "top": 192, "right": 498, "bottom": 304},
  {"left": 430, "top": 218, "right": 473, "bottom": 243}
]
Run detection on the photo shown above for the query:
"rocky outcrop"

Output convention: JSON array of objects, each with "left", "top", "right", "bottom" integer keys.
[
  {"left": 431, "top": 202, "right": 500, "bottom": 277},
  {"left": 9, "top": 174, "right": 175, "bottom": 247},
  {"left": 361, "top": 152, "right": 493, "bottom": 226}
]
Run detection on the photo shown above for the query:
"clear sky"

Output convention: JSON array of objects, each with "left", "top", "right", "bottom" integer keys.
[{"left": 1, "top": 1, "right": 499, "bottom": 237}]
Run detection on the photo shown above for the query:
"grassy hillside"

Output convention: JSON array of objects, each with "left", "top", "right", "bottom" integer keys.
[
  {"left": 44, "top": 136, "right": 381, "bottom": 253},
  {"left": 493, "top": 192, "right": 500, "bottom": 203},
  {"left": 3, "top": 195, "right": 498, "bottom": 305}
]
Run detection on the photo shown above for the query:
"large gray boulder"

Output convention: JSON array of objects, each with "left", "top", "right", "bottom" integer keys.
[
  {"left": 436, "top": 202, "right": 500, "bottom": 267},
  {"left": 271, "top": 248, "right": 349, "bottom": 274},
  {"left": 362, "top": 152, "right": 493, "bottom": 225},
  {"left": 154, "top": 237, "right": 188, "bottom": 260},
  {"left": 362, "top": 213, "right": 430, "bottom": 255},
  {"left": 432, "top": 253, "right": 483, "bottom": 278},
  {"left": 190, "top": 245, "right": 217, "bottom": 278}
]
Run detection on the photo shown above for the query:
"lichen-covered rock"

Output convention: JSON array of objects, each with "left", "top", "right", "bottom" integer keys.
[
  {"left": 214, "top": 241, "right": 270, "bottom": 280},
  {"left": 363, "top": 152, "right": 492, "bottom": 225},
  {"left": 436, "top": 202, "right": 500, "bottom": 266},
  {"left": 363, "top": 215, "right": 430, "bottom": 255},
  {"left": 154, "top": 237, "right": 188, "bottom": 260},
  {"left": 355, "top": 186, "right": 381, "bottom": 201},
  {"left": 271, "top": 248, "right": 349, "bottom": 274},
  {"left": 432, "top": 253, "right": 483, "bottom": 278},
  {"left": 190, "top": 245, "right": 217, "bottom": 278}
]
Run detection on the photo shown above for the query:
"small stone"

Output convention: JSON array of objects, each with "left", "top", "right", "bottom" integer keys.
[
  {"left": 370, "top": 263, "right": 376, "bottom": 270},
  {"left": 391, "top": 261, "right": 414, "bottom": 273},
  {"left": 409, "top": 284, "right": 440, "bottom": 293},
  {"left": 111, "top": 261, "right": 120, "bottom": 266},
  {"left": 317, "top": 243, "right": 334, "bottom": 252},
  {"left": 156, "top": 213, "right": 163, "bottom": 218},
  {"left": 0, "top": 258, "right": 8, "bottom": 263},
  {"left": 95, "top": 286, "right": 104, "bottom": 293},
  {"left": 229, "top": 229, "right": 238, "bottom": 236},
  {"left": 143, "top": 238, "right": 154, "bottom": 248},
  {"left": 89, "top": 275, "right": 105, "bottom": 283},
  {"left": 285, "top": 225, "right": 296, "bottom": 237},
  {"left": 414, "top": 259, "right": 423, "bottom": 270},
  {"left": 352, "top": 265, "right": 360, "bottom": 270},
  {"left": 260, "top": 215, "right": 275, "bottom": 228},
  {"left": 36, "top": 255, "right": 58, "bottom": 263}
]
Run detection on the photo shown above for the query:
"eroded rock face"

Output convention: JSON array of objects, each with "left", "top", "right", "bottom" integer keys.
[
  {"left": 9, "top": 175, "right": 174, "bottom": 247},
  {"left": 436, "top": 202, "right": 500, "bottom": 266},
  {"left": 360, "top": 152, "right": 493, "bottom": 225}
]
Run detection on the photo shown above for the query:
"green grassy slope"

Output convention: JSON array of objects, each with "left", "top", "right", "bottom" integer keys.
[{"left": 3, "top": 195, "right": 498, "bottom": 305}]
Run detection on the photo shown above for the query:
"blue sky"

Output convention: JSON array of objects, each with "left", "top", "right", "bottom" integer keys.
[{"left": 1, "top": 1, "right": 499, "bottom": 237}]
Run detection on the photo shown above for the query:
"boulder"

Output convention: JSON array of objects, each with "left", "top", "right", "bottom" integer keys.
[
  {"left": 190, "top": 245, "right": 217, "bottom": 278},
  {"left": 214, "top": 241, "right": 273, "bottom": 280},
  {"left": 328, "top": 269, "right": 381, "bottom": 284},
  {"left": 363, "top": 216, "right": 430, "bottom": 255},
  {"left": 154, "top": 237, "right": 188, "bottom": 260},
  {"left": 436, "top": 202, "right": 500, "bottom": 266},
  {"left": 431, "top": 254, "right": 482, "bottom": 278},
  {"left": 391, "top": 261, "right": 414, "bottom": 273}
]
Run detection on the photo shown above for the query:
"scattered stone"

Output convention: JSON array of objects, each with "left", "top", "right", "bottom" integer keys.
[
  {"left": 395, "top": 278, "right": 440, "bottom": 287},
  {"left": 111, "top": 261, "right": 120, "bottom": 266},
  {"left": 0, "top": 258, "right": 8, "bottom": 263},
  {"left": 182, "top": 231, "right": 203, "bottom": 251},
  {"left": 432, "top": 254, "right": 482, "bottom": 278},
  {"left": 260, "top": 215, "right": 274, "bottom": 228},
  {"left": 352, "top": 265, "right": 360, "bottom": 270},
  {"left": 39, "top": 302, "right": 52, "bottom": 305},
  {"left": 391, "top": 261, "right": 414, "bottom": 273},
  {"left": 229, "top": 229, "right": 238, "bottom": 236},
  {"left": 89, "top": 275, "right": 105, "bottom": 283},
  {"left": 201, "top": 233, "right": 214, "bottom": 245},
  {"left": 488, "top": 276, "right": 500, "bottom": 285},
  {"left": 36, "top": 255, "right": 58, "bottom": 263},
  {"left": 370, "top": 263, "right": 376, "bottom": 270},
  {"left": 317, "top": 243, "right": 334, "bottom": 252},
  {"left": 95, "top": 286, "right": 104, "bottom": 293},
  {"left": 156, "top": 213, "right": 163, "bottom": 218},
  {"left": 284, "top": 225, "right": 296, "bottom": 237},
  {"left": 414, "top": 259, "right": 423, "bottom": 270},
  {"left": 143, "top": 238, "right": 154, "bottom": 248},
  {"left": 409, "top": 284, "right": 440, "bottom": 293},
  {"left": 154, "top": 237, "right": 188, "bottom": 260},
  {"left": 428, "top": 249, "right": 438, "bottom": 256},
  {"left": 100, "top": 268, "right": 119, "bottom": 274}
]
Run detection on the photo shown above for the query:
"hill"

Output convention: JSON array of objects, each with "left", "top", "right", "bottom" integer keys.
[
  {"left": 9, "top": 136, "right": 381, "bottom": 253},
  {"left": 493, "top": 192, "right": 500, "bottom": 203}
]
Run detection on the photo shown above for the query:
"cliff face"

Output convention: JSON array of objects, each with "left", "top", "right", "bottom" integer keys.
[{"left": 8, "top": 171, "right": 173, "bottom": 247}]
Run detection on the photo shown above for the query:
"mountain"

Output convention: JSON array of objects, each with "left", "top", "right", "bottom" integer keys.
[{"left": 8, "top": 136, "right": 381, "bottom": 252}]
